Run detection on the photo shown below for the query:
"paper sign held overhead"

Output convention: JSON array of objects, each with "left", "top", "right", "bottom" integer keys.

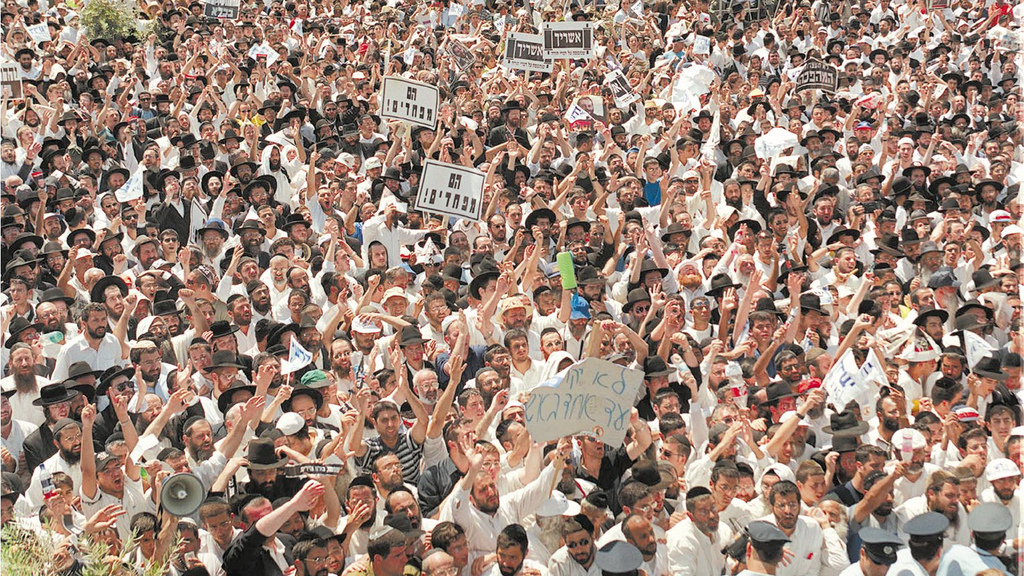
[
  {"left": 0, "top": 63, "right": 23, "bottom": 99},
  {"left": 381, "top": 76, "right": 439, "bottom": 130},
  {"left": 504, "top": 32, "right": 552, "bottom": 73},
  {"left": 204, "top": 0, "right": 240, "bottom": 19},
  {"left": 414, "top": 160, "right": 486, "bottom": 222},
  {"left": 542, "top": 21, "right": 595, "bottom": 59},
  {"left": 605, "top": 69, "right": 640, "bottom": 108},
  {"left": 447, "top": 38, "right": 477, "bottom": 71},
  {"left": 26, "top": 23, "right": 52, "bottom": 43},
  {"left": 795, "top": 59, "right": 839, "bottom": 94},
  {"left": 754, "top": 127, "right": 799, "bottom": 160},
  {"left": 114, "top": 166, "right": 145, "bottom": 202},
  {"left": 524, "top": 357, "right": 644, "bottom": 447},
  {"left": 693, "top": 35, "right": 711, "bottom": 55}
]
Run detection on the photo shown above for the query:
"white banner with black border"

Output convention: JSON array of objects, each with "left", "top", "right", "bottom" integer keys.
[
  {"left": 542, "top": 21, "right": 594, "bottom": 59},
  {"left": 504, "top": 32, "right": 553, "bottom": 73},
  {"left": 381, "top": 76, "right": 439, "bottom": 130},
  {"left": 414, "top": 160, "right": 486, "bottom": 222}
]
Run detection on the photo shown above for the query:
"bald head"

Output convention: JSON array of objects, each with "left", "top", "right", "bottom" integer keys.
[{"left": 422, "top": 550, "right": 455, "bottom": 576}]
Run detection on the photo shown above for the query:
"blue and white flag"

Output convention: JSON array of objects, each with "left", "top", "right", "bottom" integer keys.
[
  {"left": 281, "top": 338, "right": 313, "bottom": 375},
  {"left": 823, "top": 349, "right": 878, "bottom": 416},
  {"left": 962, "top": 330, "right": 995, "bottom": 369},
  {"left": 114, "top": 165, "right": 144, "bottom": 202}
]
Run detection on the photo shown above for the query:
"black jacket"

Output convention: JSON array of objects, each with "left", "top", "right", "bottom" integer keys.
[
  {"left": 223, "top": 523, "right": 296, "bottom": 576},
  {"left": 417, "top": 457, "right": 465, "bottom": 519},
  {"left": 23, "top": 423, "right": 56, "bottom": 472}
]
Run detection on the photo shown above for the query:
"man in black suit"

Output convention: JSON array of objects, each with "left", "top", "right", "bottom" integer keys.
[
  {"left": 22, "top": 383, "right": 80, "bottom": 472},
  {"left": 224, "top": 481, "right": 324, "bottom": 576}
]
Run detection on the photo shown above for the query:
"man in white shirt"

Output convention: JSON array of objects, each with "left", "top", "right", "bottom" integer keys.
[
  {"left": 25, "top": 417, "right": 83, "bottom": 510},
  {"left": 445, "top": 439, "right": 568, "bottom": 565},
  {"left": 758, "top": 480, "right": 849, "bottom": 576},
  {"left": 547, "top": 516, "right": 601, "bottom": 576},
  {"left": 52, "top": 303, "right": 129, "bottom": 383},
  {"left": 666, "top": 486, "right": 732, "bottom": 576}
]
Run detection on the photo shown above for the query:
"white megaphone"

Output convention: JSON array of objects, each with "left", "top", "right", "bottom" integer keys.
[{"left": 160, "top": 472, "right": 205, "bottom": 517}]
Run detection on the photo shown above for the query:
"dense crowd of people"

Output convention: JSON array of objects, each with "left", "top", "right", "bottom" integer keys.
[{"left": 0, "top": 0, "right": 1022, "bottom": 574}]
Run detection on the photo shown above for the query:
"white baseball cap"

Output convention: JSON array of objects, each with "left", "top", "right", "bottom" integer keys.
[
  {"left": 1001, "top": 224, "right": 1022, "bottom": 238},
  {"left": 985, "top": 458, "right": 1021, "bottom": 482},
  {"left": 276, "top": 412, "right": 305, "bottom": 436},
  {"left": 364, "top": 157, "right": 382, "bottom": 170}
]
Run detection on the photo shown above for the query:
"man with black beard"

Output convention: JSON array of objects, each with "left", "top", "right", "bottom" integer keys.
[
  {"left": 248, "top": 280, "right": 274, "bottom": 320},
  {"left": 548, "top": 516, "right": 599, "bottom": 576},
  {"left": 488, "top": 103, "right": 531, "bottom": 149},
  {"left": 847, "top": 466, "right": 905, "bottom": 563},
  {"left": 339, "top": 476, "right": 379, "bottom": 556},
  {"left": 867, "top": 395, "right": 906, "bottom": 455},
  {"left": 494, "top": 523, "right": 545, "bottom": 576},
  {"left": 242, "top": 438, "right": 305, "bottom": 501},
  {"left": 25, "top": 417, "right": 82, "bottom": 510},
  {"left": 22, "top": 382, "right": 78, "bottom": 471}
]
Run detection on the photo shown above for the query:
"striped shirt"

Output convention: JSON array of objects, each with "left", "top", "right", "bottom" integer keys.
[{"left": 355, "top": 430, "right": 424, "bottom": 484}]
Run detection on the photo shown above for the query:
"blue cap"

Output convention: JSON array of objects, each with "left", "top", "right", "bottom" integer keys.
[
  {"left": 903, "top": 512, "right": 949, "bottom": 539},
  {"left": 595, "top": 541, "right": 643, "bottom": 573},
  {"left": 859, "top": 527, "right": 902, "bottom": 565},
  {"left": 570, "top": 293, "right": 591, "bottom": 320}
]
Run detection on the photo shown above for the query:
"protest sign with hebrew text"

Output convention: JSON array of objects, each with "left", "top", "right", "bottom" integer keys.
[
  {"left": 504, "top": 32, "right": 553, "bottom": 73},
  {"left": 542, "top": 21, "right": 595, "bottom": 59},
  {"left": 381, "top": 76, "right": 439, "bottom": 130},
  {"left": 524, "top": 358, "right": 644, "bottom": 447},
  {"left": 414, "top": 160, "right": 486, "bottom": 222}
]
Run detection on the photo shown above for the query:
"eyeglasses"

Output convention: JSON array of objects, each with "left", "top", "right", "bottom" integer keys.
[
  {"left": 115, "top": 381, "right": 135, "bottom": 392},
  {"left": 432, "top": 568, "right": 459, "bottom": 576},
  {"left": 305, "top": 555, "right": 329, "bottom": 564},
  {"left": 633, "top": 305, "right": 649, "bottom": 314}
]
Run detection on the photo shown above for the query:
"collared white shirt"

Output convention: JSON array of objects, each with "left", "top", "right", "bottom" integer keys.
[
  {"left": 443, "top": 463, "right": 559, "bottom": 564},
  {"left": 51, "top": 332, "right": 126, "bottom": 382},
  {"left": 665, "top": 517, "right": 732, "bottom": 576},
  {"left": 26, "top": 452, "right": 82, "bottom": 510},
  {"left": 547, "top": 546, "right": 602, "bottom": 576}
]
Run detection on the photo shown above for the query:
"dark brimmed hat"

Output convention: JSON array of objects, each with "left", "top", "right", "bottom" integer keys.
[
  {"left": 31, "top": 382, "right": 80, "bottom": 406},
  {"left": 245, "top": 438, "right": 289, "bottom": 470}
]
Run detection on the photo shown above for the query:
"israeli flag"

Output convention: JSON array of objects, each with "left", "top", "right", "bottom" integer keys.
[{"left": 282, "top": 338, "right": 313, "bottom": 375}]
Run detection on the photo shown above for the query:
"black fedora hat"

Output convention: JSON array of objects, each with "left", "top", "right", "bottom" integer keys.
[
  {"left": 90, "top": 275, "right": 128, "bottom": 303},
  {"left": 283, "top": 385, "right": 324, "bottom": 413},
  {"left": 705, "top": 273, "right": 741, "bottom": 298},
  {"left": 153, "top": 299, "right": 179, "bottom": 317},
  {"left": 95, "top": 366, "right": 137, "bottom": 395},
  {"left": 643, "top": 356, "right": 673, "bottom": 378},
  {"left": 622, "top": 288, "right": 652, "bottom": 314},
  {"left": 237, "top": 219, "right": 266, "bottom": 236},
  {"left": 469, "top": 261, "right": 500, "bottom": 300},
  {"left": 281, "top": 213, "right": 310, "bottom": 231},
  {"left": 217, "top": 380, "right": 257, "bottom": 414},
  {"left": 799, "top": 293, "right": 827, "bottom": 315},
  {"left": 398, "top": 325, "right": 429, "bottom": 347},
  {"left": 523, "top": 208, "right": 557, "bottom": 231},
  {"left": 970, "top": 269, "right": 1000, "bottom": 291},
  {"left": 638, "top": 259, "right": 668, "bottom": 279},
  {"left": 245, "top": 438, "right": 289, "bottom": 470},
  {"left": 4, "top": 317, "right": 43, "bottom": 348},
  {"left": 31, "top": 382, "right": 80, "bottom": 407},
  {"left": 203, "top": 350, "right": 245, "bottom": 372},
  {"left": 68, "top": 361, "right": 104, "bottom": 381},
  {"left": 871, "top": 233, "right": 904, "bottom": 257},
  {"left": 974, "top": 356, "right": 1008, "bottom": 381},
  {"left": 209, "top": 320, "right": 239, "bottom": 341},
  {"left": 822, "top": 410, "right": 869, "bottom": 436},
  {"left": 913, "top": 306, "right": 949, "bottom": 327},
  {"left": 576, "top": 266, "right": 605, "bottom": 286}
]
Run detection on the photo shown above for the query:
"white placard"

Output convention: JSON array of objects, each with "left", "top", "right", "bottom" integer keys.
[
  {"left": 605, "top": 68, "right": 640, "bottom": 107},
  {"left": 694, "top": 35, "right": 710, "bottom": 55},
  {"left": 542, "top": 21, "right": 595, "bottom": 59},
  {"left": 523, "top": 358, "right": 644, "bottom": 447},
  {"left": 0, "top": 63, "right": 23, "bottom": 99},
  {"left": 381, "top": 76, "right": 439, "bottom": 130},
  {"left": 504, "top": 32, "right": 552, "bottom": 73},
  {"left": 414, "top": 160, "right": 486, "bottom": 222},
  {"left": 204, "top": 0, "right": 239, "bottom": 19},
  {"left": 26, "top": 23, "right": 52, "bottom": 43},
  {"left": 248, "top": 42, "right": 279, "bottom": 66},
  {"left": 754, "top": 127, "right": 799, "bottom": 160},
  {"left": 114, "top": 166, "right": 145, "bottom": 202}
]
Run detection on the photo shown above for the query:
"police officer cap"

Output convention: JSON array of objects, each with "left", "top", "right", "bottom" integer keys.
[
  {"left": 746, "top": 521, "right": 790, "bottom": 547},
  {"left": 903, "top": 512, "right": 949, "bottom": 539},
  {"left": 859, "top": 527, "right": 903, "bottom": 565},
  {"left": 968, "top": 502, "right": 1012, "bottom": 534},
  {"left": 595, "top": 541, "right": 644, "bottom": 574}
]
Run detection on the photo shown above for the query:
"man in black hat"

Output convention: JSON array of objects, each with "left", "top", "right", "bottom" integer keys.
[{"left": 20, "top": 382, "right": 79, "bottom": 472}]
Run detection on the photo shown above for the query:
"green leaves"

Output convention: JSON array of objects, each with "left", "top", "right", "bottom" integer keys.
[{"left": 79, "top": 0, "right": 139, "bottom": 42}]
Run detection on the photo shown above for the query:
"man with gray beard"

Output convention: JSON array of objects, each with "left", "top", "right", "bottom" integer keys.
[{"left": 0, "top": 343, "right": 50, "bottom": 427}]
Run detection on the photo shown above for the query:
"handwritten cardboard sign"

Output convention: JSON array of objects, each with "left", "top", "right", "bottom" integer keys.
[{"left": 524, "top": 358, "right": 644, "bottom": 447}]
